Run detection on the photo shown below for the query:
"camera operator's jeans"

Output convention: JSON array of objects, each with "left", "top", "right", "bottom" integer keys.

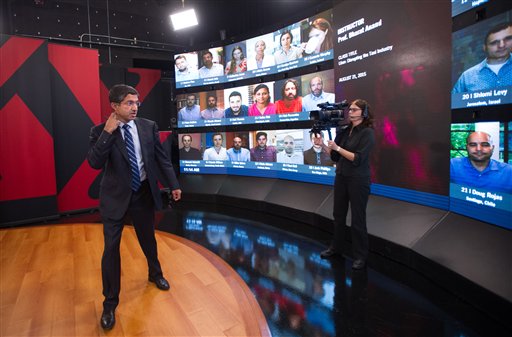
[{"left": 332, "top": 174, "right": 371, "bottom": 260}]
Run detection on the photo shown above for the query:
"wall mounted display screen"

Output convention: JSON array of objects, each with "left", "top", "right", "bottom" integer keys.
[
  {"left": 452, "top": 0, "right": 489, "bottom": 17},
  {"left": 178, "top": 128, "right": 337, "bottom": 185},
  {"left": 176, "top": 69, "right": 335, "bottom": 128},
  {"left": 176, "top": 1, "right": 511, "bottom": 229},
  {"left": 332, "top": 0, "right": 452, "bottom": 196},
  {"left": 449, "top": 122, "right": 511, "bottom": 229},
  {"left": 173, "top": 10, "right": 334, "bottom": 89},
  {"left": 451, "top": 10, "right": 512, "bottom": 109}
]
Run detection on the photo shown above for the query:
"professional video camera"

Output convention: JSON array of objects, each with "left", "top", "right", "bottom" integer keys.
[{"left": 309, "top": 100, "right": 349, "bottom": 139}]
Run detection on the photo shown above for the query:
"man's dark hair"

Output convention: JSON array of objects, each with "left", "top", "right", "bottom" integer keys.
[
  {"left": 256, "top": 131, "right": 267, "bottom": 140},
  {"left": 281, "top": 79, "right": 299, "bottom": 98},
  {"left": 186, "top": 94, "right": 196, "bottom": 100},
  {"left": 202, "top": 51, "right": 213, "bottom": 59},
  {"left": 181, "top": 134, "right": 192, "bottom": 142},
  {"left": 212, "top": 132, "right": 223, "bottom": 140},
  {"left": 229, "top": 91, "right": 242, "bottom": 99},
  {"left": 174, "top": 55, "right": 186, "bottom": 65},
  {"left": 484, "top": 22, "right": 512, "bottom": 45},
  {"left": 206, "top": 92, "right": 217, "bottom": 101},
  {"left": 109, "top": 84, "right": 138, "bottom": 103}
]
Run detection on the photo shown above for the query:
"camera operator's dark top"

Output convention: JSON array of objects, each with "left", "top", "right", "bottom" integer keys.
[{"left": 331, "top": 124, "right": 375, "bottom": 177}]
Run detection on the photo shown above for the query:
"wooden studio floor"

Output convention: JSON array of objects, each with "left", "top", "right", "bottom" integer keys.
[{"left": 0, "top": 224, "right": 269, "bottom": 336}]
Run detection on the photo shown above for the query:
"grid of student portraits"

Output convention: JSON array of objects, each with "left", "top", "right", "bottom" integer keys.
[
  {"left": 178, "top": 128, "right": 338, "bottom": 185},
  {"left": 450, "top": 5, "right": 512, "bottom": 229},
  {"left": 173, "top": 9, "right": 334, "bottom": 89},
  {"left": 176, "top": 69, "right": 335, "bottom": 128}
]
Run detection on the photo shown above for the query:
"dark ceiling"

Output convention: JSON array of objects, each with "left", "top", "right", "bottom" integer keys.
[{"left": 2, "top": 0, "right": 334, "bottom": 51}]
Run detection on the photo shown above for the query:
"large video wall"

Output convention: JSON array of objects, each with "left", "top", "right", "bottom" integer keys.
[
  {"left": 176, "top": 69, "right": 335, "bottom": 128},
  {"left": 174, "top": 10, "right": 334, "bottom": 89},
  {"left": 174, "top": 1, "right": 512, "bottom": 230},
  {"left": 178, "top": 128, "right": 337, "bottom": 185}
]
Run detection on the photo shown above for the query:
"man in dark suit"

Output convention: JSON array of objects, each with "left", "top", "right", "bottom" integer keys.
[{"left": 87, "top": 84, "right": 182, "bottom": 330}]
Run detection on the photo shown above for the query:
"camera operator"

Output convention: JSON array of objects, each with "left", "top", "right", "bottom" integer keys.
[{"left": 320, "top": 99, "right": 375, "bottom": 270}]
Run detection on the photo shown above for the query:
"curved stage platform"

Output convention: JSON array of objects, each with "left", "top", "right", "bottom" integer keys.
[
  {"left": 177, "top": 174, "right": 512, "bottom": 332},
  {"left": 0, "top": 224, "right": 270, "bottom": 337}
]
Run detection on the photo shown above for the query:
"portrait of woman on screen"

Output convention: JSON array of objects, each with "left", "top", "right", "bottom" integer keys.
[{"left": 225, "top": 46, "right": 248, "bottom": 75}]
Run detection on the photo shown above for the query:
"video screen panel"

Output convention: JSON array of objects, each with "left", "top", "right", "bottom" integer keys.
[
  {"left": 176, "top": 69, "right": 335, "bottom": 128},
  {"left": 174, "top": 9, "right": 334, "bottom": 89},
  {"left": 333, "top": 0, "right": 452, "bottom": 195},
  {"left": 508, "top": 121, "right": 512, "bottom": 163},
  {"left": 451, "top": 10, "right": 512, "bottom": 109},
  {"left": 178, "top": 128, "right": 337, "bottom": 185},
  {"left": 174, "top": 52, "right": 199, "bottom": 82},
  {"left": 449, "top": 122, "right": 511, "bottom": 229},
  {"left": 452, "top": 0, "right": 490, "bottom": 17}
]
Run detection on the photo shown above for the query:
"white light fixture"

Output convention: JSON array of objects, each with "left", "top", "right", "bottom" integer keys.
[{"left": 170, "top": 0, "right": 198, "bottom": 31}]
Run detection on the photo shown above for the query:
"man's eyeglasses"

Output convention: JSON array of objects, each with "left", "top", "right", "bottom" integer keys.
[{"left": 120, "top": 100, "right": 141, "bottom": 107}]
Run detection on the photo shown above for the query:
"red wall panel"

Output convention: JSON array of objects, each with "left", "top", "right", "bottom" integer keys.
[
  {"left": 0, "top": 35, "right": 58, "bottom": 225},
  {"left": 48, "top": 44, "right": 101, "bottom": 212},
  {"left": 0, "top": 95, "right": 56, "bottom": 201}
]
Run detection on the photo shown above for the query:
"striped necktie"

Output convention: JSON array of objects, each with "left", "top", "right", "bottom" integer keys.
[{"left": 122, "top": 124, "right": 141, "bottom": 191}]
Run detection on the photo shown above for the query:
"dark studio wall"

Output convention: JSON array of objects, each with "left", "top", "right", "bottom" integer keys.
[
  {"left": 0, "top": 0, "right": 335, "bottom": 149},
  {"left": 1, "top": 0, "right": 333, "bottom": 67}
]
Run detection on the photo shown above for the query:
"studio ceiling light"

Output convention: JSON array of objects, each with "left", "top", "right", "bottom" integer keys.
[{"left": 170, "top": 0, "right": 198, "bottom": 31}]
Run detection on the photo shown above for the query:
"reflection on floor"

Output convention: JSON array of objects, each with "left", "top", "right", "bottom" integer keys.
[
  {"left": 49, "top": 208, "right": 507, "bottom": 337},
  {"left": 155, "top": 209, "right": 502, "bottom": 337}
]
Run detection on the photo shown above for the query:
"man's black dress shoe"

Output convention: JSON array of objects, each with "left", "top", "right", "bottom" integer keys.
[
  {"left": 100, "top": 309, "right": 115, "bottom": 330},
  {"left": 320, "top": 247, "right": 340, "bottom": 259},
  {"left": 352, "top": 259, "right": 366, "bottom": 270},
  {"left": 149, "top": 276, "right": 170, "bottom": 290}
]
